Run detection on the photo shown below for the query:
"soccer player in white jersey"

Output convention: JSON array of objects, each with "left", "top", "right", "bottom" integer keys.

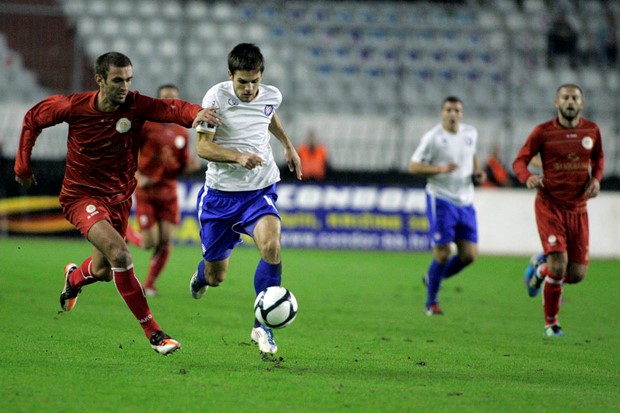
[
  {"left": 189, "top": 43, "right": 302, "bottom": 354},
  {"left": 408, "top": 96, "right": 486, "bottom": 316}
]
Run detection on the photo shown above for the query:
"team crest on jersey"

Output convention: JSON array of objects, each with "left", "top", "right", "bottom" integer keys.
[
  {"left": 264, "top": 105, "right": 274, "bottom": 116},
  {"left": 116, "top": 118, "right": 131, "bottom": 133},
  {"left": 86, "top": 204, "right": 97, "bottom": 213},
  {"left": 228, "top": 97, "right": 239, "bottom": 106},
  {"left": 174, "top": 136, "right": 186, "bottom": 149},
  {"left": 548, "top": 234, "right": 557, "bottom": 246},
  {"left": 581, "top": 136, "right": 593, "bottom": 150}
]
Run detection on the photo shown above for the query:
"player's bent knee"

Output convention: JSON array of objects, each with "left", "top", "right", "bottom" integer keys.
[
  {"left": 206, "top": 272, "right": 226, "bottom": 287},
  {"left": 259, "top": 242, "right": 281, "bottom": 263},
  {"left": 565, "top": 273, "right": 586, "bottom": 284}
]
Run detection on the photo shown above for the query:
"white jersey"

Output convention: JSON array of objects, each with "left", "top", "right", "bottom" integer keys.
[
  {"left": 200, "top": 81, "right": 282, "bottom": 191},
  {"left": 410, "top": 122, "right": 478, "bottom": 206}
]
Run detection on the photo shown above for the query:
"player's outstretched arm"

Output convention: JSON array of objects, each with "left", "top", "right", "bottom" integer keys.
[{"left": 192, "top": 106, "right": 221, "bottom": 128}]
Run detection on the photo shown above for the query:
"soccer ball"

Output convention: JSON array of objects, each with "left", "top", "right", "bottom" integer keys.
[{"left": 254, "top": 286, "right": 298, "bottom": 329}]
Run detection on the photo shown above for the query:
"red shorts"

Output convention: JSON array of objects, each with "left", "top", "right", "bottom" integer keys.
[
  {"left": 134, "top": 189, "right": 180, "bottom": 230},
  {"left": 534, "top": 195, "right": 589, "bottom": 265},
  {"left": 62, "top": 197, "right": 132, "bottom": 239}
]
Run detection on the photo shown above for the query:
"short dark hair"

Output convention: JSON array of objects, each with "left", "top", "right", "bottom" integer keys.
[
  {"left": 442, "top": 96, "right": 463, "bottom": 107},
  {"left": 556, "top": 83, "right": 583, "bottom": 98},
  {"left": 441, "top": 96, "right": 463, "bottom": 106},
  {"left": 95, "top": 52, "right": 132, "bottom": 79},
  {"left": 228, "top": 43, "right": 264, "bottom": 74},
  {"left": 157, "top": 84, "right": 179, "bottom": 95}
]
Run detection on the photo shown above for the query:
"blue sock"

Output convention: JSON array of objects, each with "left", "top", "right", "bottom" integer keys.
[
  {"left": 254, "top": 259, "right": 282, "bottom": 327},
  {"left": 196, "top": 260, "right": 207, "bottom": 285},
  {"left": 443, "top": 256, "right": 468, "bottom": 280},
  {"left": 426, "top": 259, "right": 445, "bottom": 307},
  {"left": 254, "top": 259, "right": 282, "bottom": 295}
]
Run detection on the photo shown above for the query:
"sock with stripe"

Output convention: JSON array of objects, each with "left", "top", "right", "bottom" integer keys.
[
  {"left": 113, "top": 265, "right": 161, "bottom": 338},
  {"left": 543, "top": 268, "right": 564, "bottom": 327},
  {"left": 69, "top": 257, "right": 99, "bottom": 289}
]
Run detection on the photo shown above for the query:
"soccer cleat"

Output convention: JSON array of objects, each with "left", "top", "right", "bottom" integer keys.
[
  {"left": 425, "top": 303, "right": 444, "bottom": 316},
  {"left": 144, "top": 287, "right": 158, "bottom": 298},
  {"left": 543, "top": 324, "right": 565, "bottom": 337},
  {"left": 524, "top": 253, "right": 546, "bottom": 297},
  {"left": 150, "top": 330, "right": 182, "bottom": 355},
  {"left": 189, "top": 271, "right": 208, "bottom": 299},
  {"left": 60, "top": 263, "right": 81, "bottom": 311},
  {"left": 251, "top": 325, "right": 278, "bottom": 354}
]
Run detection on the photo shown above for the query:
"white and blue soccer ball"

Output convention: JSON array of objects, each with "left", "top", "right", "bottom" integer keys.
[{"left": 254, "top": 286, "right": 298, "bottom": 329}]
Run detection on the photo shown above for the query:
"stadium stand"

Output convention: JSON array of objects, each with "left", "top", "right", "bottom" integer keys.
[{"left": 0, "top": 0, "right": 618, "bottom": 177}]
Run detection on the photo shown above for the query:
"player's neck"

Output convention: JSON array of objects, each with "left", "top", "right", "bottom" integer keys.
[
  {"left": 96, "top": 93, "right": 121, "bottom": 113},
  {"left": 558, "top": 116, "right": 580, "bottom": 128}
]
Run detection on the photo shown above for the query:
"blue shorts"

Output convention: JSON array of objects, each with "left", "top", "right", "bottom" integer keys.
[
  {"left": 197, "top": 184, "right": 280, "bottom": 262},
  {"left": 426, "top": 192, "right": 478, "bottom": 247}
]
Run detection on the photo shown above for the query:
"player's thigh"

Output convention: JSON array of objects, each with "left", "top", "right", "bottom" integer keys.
[
  {"left": 135, "top": 196, "right": 157, "bottom": 231},
  {"left": 87, "top": 220, "right": 132, "bottom": 272},
  {"left": 90, "top": 244, "right": 113, "bottom": 281},
  {"left": 252, "top": 214, "right": 282, "bottom": 261},
  {"left": 252, "top": 214, "right": 281, "bottom": 245},
  {"left": 546, "top": 251, "right": 568, "bottom": 276},
  {"left": 534, "top": 197, "right": 567, "bottom": 254},
  {"left": 159, "top": 220, "right": 176, "bottom": 244},
  {"left": 566, "top": 262, "right": 588, "bottom": 283},
  {"left": 426, "top": 195, "right": 457, "bottom": 245},
  {"left": 454, "top": 239, "right": 478, "bottom": 262},
  {"left": 141, "top": 225, "right": 159, "bottom": 249},
  {"left": 566, "top": 209, "right": 590, "bottom": 266}
]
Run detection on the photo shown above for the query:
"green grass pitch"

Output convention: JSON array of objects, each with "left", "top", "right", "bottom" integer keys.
[{"left": 0, "top": 237, "right": 618, "bottom": 413}]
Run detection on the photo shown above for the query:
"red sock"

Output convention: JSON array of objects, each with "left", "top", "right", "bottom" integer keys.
[
  {"left": 125, "top": 225, "right": 143, "bottom": 248},
  {"left": 113, "top": 265, "right": 161, "bottom": 338},
  {"left": 543, "top": 272, "right": 564, "bottom": 327},
  {"left": 144, "top": 243, "right": 171, "bottom": 289},
  {"left": 69, "top": 257, "right": 99, "bottom": 289}
]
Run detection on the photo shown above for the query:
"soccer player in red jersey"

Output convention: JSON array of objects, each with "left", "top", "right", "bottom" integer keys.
[
  {"left": 126, "top": 84, "right": 201, "bottom": 297},
  {"left": 512, "top": 84, "right": 604, "bottom": 337},
  {"left": 14, "top": 52, "right": 220, "bottom": 355}
]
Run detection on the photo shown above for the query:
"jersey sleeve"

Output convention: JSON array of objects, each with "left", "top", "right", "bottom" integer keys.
[
  {"left": 14, "top": 94, "right": 71, "bottom": 178},
  {"left": 138, "top": 93, "right": 202, "bottom": 128},
  {"left": 591, "top": 126, "right": 605, "bottom": 182},
  {"left": 410, "top": 130, "right": 434, "bottom": 164},
  {"left": 512, "top": 125, "right": 542, "bottom": 184}
]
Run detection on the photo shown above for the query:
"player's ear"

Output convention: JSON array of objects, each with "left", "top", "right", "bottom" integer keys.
[
  {"left": 95, "top": 74, "right": 104, "bottom": 86},
  {"left": 227, "top": 70, "right": 233, "bottom": 80}
]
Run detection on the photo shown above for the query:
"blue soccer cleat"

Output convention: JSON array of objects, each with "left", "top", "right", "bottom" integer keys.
[
  {"left": 543, "top": 324, "right": 565, "bottom": 337},
  {"left": 524, "top": 253, "right": 546, "bottom": 298}
]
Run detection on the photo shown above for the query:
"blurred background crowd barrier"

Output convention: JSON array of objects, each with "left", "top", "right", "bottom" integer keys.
[{"left": 0, "top": 0, "right": 618, "bottom": 177}]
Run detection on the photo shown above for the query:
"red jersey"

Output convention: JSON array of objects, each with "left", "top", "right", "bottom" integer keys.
[
  {"left": 14, "top": 90, "right": 201, "bottom": 205},
  {"left": 512, "top": 118, "right": 604, "bottom": 210},
  {"left": 137, "top": 121, "right": 191, "bottom": 198}
]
